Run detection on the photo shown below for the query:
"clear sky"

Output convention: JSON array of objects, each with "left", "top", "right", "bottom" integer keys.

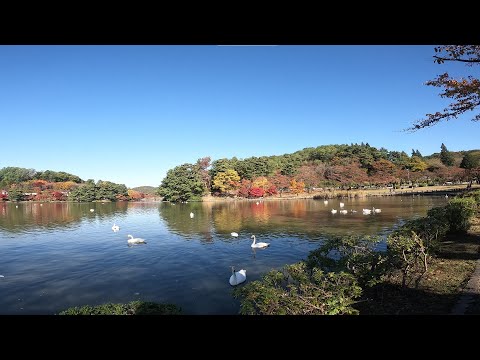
[{"left": 0, "top": 45, "right": 478, "bottom": 188}]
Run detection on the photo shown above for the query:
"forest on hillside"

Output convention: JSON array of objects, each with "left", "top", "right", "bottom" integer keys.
[
  {"left": 0, "top": 168, "right": 148, "bottom": 202},
  {"left": 158, "top": 143, "right": 480, "bottom": 202}
]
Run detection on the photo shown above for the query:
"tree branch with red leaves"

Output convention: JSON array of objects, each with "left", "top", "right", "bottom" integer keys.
[{"left": 409, "top": 45, "right": 480, "bottom": 131}]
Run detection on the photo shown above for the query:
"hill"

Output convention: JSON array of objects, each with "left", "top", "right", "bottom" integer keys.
[{"left": 131, "top": 186, "right": 157, "bottom": 195}]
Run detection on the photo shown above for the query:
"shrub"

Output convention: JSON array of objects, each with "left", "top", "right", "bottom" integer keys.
[
  {"left": 306, "top": 235, "right": 388, "bottom": 288},
  {"left": 445, "top": 197, "right": 477, "bottom": 233},
  {"left": 58, "top": 301, "right": 181, "bottom": 315},
  {"left": 233, "top": 261, "right": 362, "bottom": 315}
]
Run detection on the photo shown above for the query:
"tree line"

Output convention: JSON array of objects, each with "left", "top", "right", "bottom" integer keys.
[
  {"left": 0, "top": 167, "right": 144, "bottom": 202},
  {"left": 157, "top": 143, "right": 480, "bottom": 202}
]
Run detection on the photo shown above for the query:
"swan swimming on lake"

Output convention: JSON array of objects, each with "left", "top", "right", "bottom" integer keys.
[
  {"left": 373, "top": 207, "right": 381, "bottom": 213},
  {"left": 339, "top": 202, "right": 344, "bottom": 208},
  {"left": 331, "top": 209, "right": 337, "bottom": 214},
  {"left": 127, "top": 235, "right": 146, "bottom": 245},
  {"left": 363, "top": 208, "right": 372, "bottom": 215},
  {"left": 339, "top": 209, "right": 348, "bottom": 214},
  {"left": 229, "top": 266, "right": 246, "bottom": 286},
  {"left": 90, "top": 209, "right": 94, "bottom": 212},
  {"left": 251, "top": 235, "right": 270, "bottom": 249},
  {"left": 231, "top": 232, "right": 239, "bottom": 237},
  {"left": 190, "top": 212, "right": 194, "bottom": 218},
  {"left": 324, "top": 200, "right": 328, "bottom": 205},
  {"left": 112, "top": 223, "right": 120, "bottom": 232}
]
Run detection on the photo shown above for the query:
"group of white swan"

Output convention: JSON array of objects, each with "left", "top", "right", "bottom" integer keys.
[
  {"left": 228, "top": 234, "right": 270, "bottom": 286},
  {"left": 330, "top": 207, "right": 381, "bottom": 215},
  {"left": 111, "top": 223, "right": 147, "bottom": 246}
]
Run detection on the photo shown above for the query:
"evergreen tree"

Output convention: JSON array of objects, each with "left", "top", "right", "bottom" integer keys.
[
  {"left": 440, "top": 143, "right": 455, "bottom": 166},
  {"left": 460, "top": 152, "right": 479, "bottom": 169}
]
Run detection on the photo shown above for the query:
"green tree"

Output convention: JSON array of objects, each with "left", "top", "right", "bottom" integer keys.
[
  {"left": 7, "top": 188, "right": 24, "bottom": 201},
  {"left": 157, "top": 163, "right": 204, "bottom": 202},
  {"left": 412, "top": 149, "right": 423, "bottom": 158},
  {"left": 410, "top": 45, "right": 480, "bottom": 130},
  {"left": 0, "top": 167, "right": 36, "bottom": 187},
  {"left": 460, "top": 152, "right": 479, "bottom": 169},
  {"left": 96, "top": 180, "right": 128, "bottom": 201},
  {"left": 68, "top": 183, "right": 97, "bottom": 202},
  {"left": 440, "top": 143, "right": 455, "bottom": 166}
]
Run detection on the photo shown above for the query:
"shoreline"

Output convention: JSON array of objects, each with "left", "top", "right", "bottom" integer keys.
[{"left": 200, "top": 184, "right": 480, "bottom": 202}]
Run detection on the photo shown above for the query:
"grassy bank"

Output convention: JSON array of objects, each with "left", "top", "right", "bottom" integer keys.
[{"left": 356, "top": 215, "right": 480, "bottom": 315}]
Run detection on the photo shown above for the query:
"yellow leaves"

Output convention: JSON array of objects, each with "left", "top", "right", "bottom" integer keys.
[{"left": 212, "top": 169, "right": 240, "bottom": 194}]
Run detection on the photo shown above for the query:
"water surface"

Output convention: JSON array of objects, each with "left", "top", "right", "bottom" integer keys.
[{"left": 0, "top": 196, "right": 446, "bottom": 314}]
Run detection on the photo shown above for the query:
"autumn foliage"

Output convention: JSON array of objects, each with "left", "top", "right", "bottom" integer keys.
[
  {"left": 411, "top": 45, "right": 480, "bottom": 130},
  {"left": 248, "top": 187, "right": 265, "bottom": 198}
]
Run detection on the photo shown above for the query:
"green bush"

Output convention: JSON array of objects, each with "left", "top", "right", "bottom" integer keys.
[
  {"left": 459, "top": 189, "right": 480, "bottom": 204},
  {"left": 445, "top": 197, "right": 477, "bottom": 233},
  {"left": 233, "top": 262, "right": 362, "bottom": 315},
  {"left": 306, "top": 235, "right": 388, "bottom": 288},
  {"left": 58, "top": 301, "right": 181, "bottom": 315}
]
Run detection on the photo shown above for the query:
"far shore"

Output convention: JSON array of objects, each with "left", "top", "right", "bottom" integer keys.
[
  {"left": 3, "top": 184, "right": 478, "bottom": 204},
  {"left": 200, "top": 184, "right": 480, "bottom": 202}
]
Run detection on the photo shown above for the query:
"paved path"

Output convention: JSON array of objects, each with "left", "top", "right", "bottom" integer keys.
[
  {"left": 451, "top": 258, "right": 480, "bottom": 314},
  {"left": 451, "top": 216, "right": 480, "bottom": 315}
]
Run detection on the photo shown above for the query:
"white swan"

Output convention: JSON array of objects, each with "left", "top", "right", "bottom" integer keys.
[
  {"left": 231, "top": 232, "right": 239, "bottom": 237},
  {"left": 331, "top": 209, "right": 337, "bottom": 214},
  {"left": 127, "top": 234, "right": 146, "bottom": 245},
  {"left": 339, "top": 209, "right": 348, "bottom": 214},
  {"left": 190, "top": 212, "right": 194, "bottom": 218},
  {"left": 324, "top": 200, "right": 328, "bottom": 205},
  {"left": 229, "top": 266, "right": 246, "bottom": 286},
  {"left": 373, "top": 207, "right": 381, "bottom": 213},
  {"left": 112, "top": 223, "right": 120, "bottom": 232},
  {"left": 339, "top": 202, "right": 345, "bottom": 208},
  {"left": 90, "top": 209, "right": 94, "bottom": 212},
  {"left": 251, "top": 235, "right": 270, "bottom": 248},
  {"left": 362, "top": 208, "right": 372, "bottom": 215}
]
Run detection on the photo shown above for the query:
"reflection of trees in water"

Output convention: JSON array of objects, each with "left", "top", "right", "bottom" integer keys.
[
  {"left": 168, "top": 198, "right": 445, "bottom": 242},
  {"left": 158, "top": 202, "right": 214, "bottom": 242},
  {"left": 0, "top": 202, "right": 129, "bottom": 233}
]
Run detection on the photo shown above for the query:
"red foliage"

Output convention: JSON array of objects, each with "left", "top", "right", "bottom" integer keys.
[
  {"left": 297, "top": 165, "right": 321, "bottom": 191},
  {"left": 236, "top": 179, "right": 252, "bottom": 198},
  {"left": 326, "top": 161, "right": 369, "bottom": 186},
  {"left": 268, "top": 171, "right": 291, "bottom": 192},
  {"left": 248, "top": 187, "right": 265, "bottom": 198},
  {"left": 33, "top": 191, "right": 51, "bottom": 201},
  {"left": 266, "top": 185, "right": 278, "bottom": 196},
  {"left": 0, "top": 193, "right": 7, "bottom": 201},
  {"left": 51, "top": 191, "right": 65, "bottom": 201}
]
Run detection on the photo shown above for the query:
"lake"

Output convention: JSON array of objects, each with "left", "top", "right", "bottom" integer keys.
[{"left": 0, "top": 196, "right": 447, "bottom": 315}]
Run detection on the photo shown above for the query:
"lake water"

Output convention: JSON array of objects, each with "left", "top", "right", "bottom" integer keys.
[{"left": 0, "top": 196, "right": 447, "bottom": 315}]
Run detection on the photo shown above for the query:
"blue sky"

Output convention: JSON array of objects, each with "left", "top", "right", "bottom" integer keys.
[{"left": 0, "top": 45, "right": 478, "bottom": 188}]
